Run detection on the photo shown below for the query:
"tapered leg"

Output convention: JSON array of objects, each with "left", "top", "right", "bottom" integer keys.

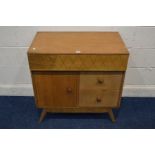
[
  {"left": 39, "top": 109, "right": 47, "bottom": 123},
  {"left": 108, "top": 109, "right": 116, "bottom": 123}
]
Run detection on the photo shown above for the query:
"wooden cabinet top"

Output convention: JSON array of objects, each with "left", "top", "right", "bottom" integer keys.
[{"left": 28, "top": 32, "right": 129, "bottom": 55}]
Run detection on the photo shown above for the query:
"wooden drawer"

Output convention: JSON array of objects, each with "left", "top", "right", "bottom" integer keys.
[
  {"left": 32, "top": 72, "right": 78, "bottom": 108},
  {"left": 80, "top": 72, "right": 123, "bottom": 90},
  {"left": 28, "top": 54, "right": 128, "bottom": 71},
  {"left": 79, "top": 89, "right": 120, "bottom": 107}
]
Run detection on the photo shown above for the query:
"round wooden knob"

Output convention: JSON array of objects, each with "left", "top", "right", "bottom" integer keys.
[
  {"left": 66, "top": 87, "right": 72, "bottom": 93},
  {"left": 97, "top": 79, "right": 103, "bottom": 84},
  {"left": 96, "top": 97, "right": 101, "bottom": 103}
]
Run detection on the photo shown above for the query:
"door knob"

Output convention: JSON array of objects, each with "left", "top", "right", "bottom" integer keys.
[
  {"left": 66, "top": 87, "right": 73, "bottom": 93},
  {"left": 97, "top": 79, "right": 104, "bottom": 84},
  {"left": 96, "top": 97, "right": 102, "bottom": 103}
]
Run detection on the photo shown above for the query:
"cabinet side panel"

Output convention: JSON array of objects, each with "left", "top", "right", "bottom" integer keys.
[{"left": 116, "top": 72, "right": 126, "bottom": 107}]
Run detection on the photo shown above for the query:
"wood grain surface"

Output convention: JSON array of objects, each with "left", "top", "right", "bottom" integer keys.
[
  {"left": 79, "top": 72, "right": 123, "bottom": 90},
  {"left": 28, "top": 32, "right": 129, "bottom": 54},
  {"left": 28, "top": 32, "right": 129, "bottom": 122},
  {"left": 32, "top": 72, "right": 78, "bottom": 108},
  {"left": 28, "top": 54, "right": 129, "bottom": 71}
]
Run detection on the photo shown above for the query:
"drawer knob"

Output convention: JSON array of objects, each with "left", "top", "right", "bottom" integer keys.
[
  {"left": 97, "top": 79, "right": 104, "bottom": 84},
  {"left": 96, "top": 97, "right": 102, "bottom": 103},
  {"left": 66, "top": 87, "right": 73, "bottom": 93}
]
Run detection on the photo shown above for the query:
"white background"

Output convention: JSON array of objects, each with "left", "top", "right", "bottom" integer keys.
[
  {"left": 0, "top": 0, "right": 155, "bottom": 155},
  {"left": 0, "top": 26, "right": 155, "bottom": 96}
]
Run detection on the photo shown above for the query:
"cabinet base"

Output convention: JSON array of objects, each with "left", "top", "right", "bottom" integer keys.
[{"left": 38, "top": 107, "right": 116, "bottom": 123}]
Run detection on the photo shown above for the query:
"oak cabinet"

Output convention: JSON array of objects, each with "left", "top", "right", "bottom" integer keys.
[{"left": 28, "top": 32, "right": 129, "bottom": 122}]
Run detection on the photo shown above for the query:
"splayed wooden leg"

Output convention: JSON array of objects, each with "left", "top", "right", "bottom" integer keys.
[
  {"left": 108, "top": 109, "right": 116, "bottom": 123},
  {"left": 39, "top": 109, "right": 47, "bottom": 123}
]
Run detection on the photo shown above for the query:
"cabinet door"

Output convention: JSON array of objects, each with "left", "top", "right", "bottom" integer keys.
[{"left": 32, "top": 72, "right": 78, "bottom": 108}]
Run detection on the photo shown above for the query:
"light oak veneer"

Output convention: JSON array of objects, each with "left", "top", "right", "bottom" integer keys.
[{"left": 28, "top": 32, "right": 129, "bottom": 123}]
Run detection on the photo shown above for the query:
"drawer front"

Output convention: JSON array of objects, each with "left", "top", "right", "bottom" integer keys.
[
  {"left": 79, "top": 89, "right": 120, "bottom": 107},
  {"left": 32, "top": 72, "right": 78, "bottom": 108},
  {"left": 28, "top": 54, "right": 128, "bottom": 71},
  {"left": 80, "top": 72, "right": 123, "bottom": 90}
]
